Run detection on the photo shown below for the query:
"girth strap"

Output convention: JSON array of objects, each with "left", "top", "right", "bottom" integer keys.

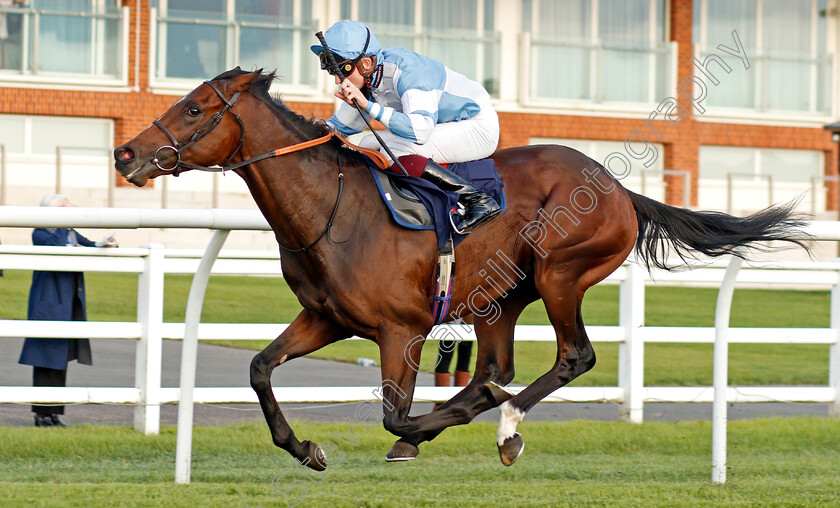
[{"left": 432, "top": 235, "right": 456, "bottom": 325}]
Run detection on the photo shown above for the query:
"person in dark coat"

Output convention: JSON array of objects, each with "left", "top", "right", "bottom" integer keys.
[{"left": 17, "top": 194, "right": 117, "bottom": 427}]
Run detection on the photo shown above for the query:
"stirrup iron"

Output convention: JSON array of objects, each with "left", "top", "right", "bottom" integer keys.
[{"left": 449, "top": 203, "right": 469, "bottom": 235}]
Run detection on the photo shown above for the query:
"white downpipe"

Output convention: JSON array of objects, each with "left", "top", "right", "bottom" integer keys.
[
  {"left": 174, "top": 230, "right": 230, "bottom": 485},
  {"left": 712, "top": 254, "right": 743, "bottom": 484}
]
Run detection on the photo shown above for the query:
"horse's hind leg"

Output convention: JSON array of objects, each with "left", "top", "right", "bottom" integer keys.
[
  {"left": 250, "top": 309, "right": 349, "bottom": 470},
  {"left": 388, "top": 278, "right": 538, "bottom": 453},
  {"left": 496, "top": 275, "right": 596, "bottom": 467}
]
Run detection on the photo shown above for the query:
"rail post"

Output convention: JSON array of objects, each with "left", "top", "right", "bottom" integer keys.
[
  {"left": 175, "top": 229, "right": 230, "bottom": 484},
  {"left": 161, "top": 177, "right": 169, "bottom": 209},
  {"left": 618, "top": 262, "right": 645, "bottom": 423},
  {"left": 134, "top": 243, "right": 165, "bottom": 435},
  {"left": 830, "top": 270, "right": 840, "bottom": 417},
  {"left": 55, "top": 146, "right": 62, "bottom": 195},
  {"left": 712, "top": 254, "right": 743, "bottom": 484},
  {"left": 1, "top": 144, "right": 6, "bottom": 205},
  {"left": 107, "top": 148, "right": 116, "bottom": 208}
]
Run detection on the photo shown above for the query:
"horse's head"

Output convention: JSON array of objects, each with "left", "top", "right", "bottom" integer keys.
[{"left": 114, "top": 67, "right": 262, "bottom": 186}]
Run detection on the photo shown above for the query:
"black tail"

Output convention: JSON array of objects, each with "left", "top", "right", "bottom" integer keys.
[{"left": 627, "top": 190, "right": 811, "bottom": 271}]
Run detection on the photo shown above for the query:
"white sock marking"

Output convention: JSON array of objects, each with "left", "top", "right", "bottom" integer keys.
[{"left": 497, "top": 400, "right": 525, "bottom": 446}]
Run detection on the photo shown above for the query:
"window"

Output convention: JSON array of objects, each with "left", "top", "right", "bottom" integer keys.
[
  {"left": 523, "top": 0, "right": 672, "bottom": 105},
  {"left": 699, "top": 146, "right": 822, "bottom": 183},
  {"left": 152, "top": 0, "right": 317, "bottom": 90},
  {"left": 532, "top": 136, "right": 667, "bottom": 190},
  {"left": 341, "top": 0, "right": 500, "bottom": 96},
  {"left": 0, "top": 0, "right": 126, "bottom": 83},
  {"left": 531, "top": 137, "right": 678, "bottom": 201},
  {"left": 0, "top": 115, "right": 25, "bottom": 153},
  {"left": 693, "top": 0, "right": 831, "bottom": 116},
  {"left": 0, "top": 114, "right": 112, "bottom": 156},
  {"left": 698, "top": 145, "right": 822, "bottom": 212},
  {"left": 0, "top": 114, "right": 114, "bottom": 191},
  {"left": 533, "top": 137, "right": 660, "bottom": 174}
]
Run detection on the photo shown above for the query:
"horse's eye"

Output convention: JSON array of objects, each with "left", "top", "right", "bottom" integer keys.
[{"left": 186, "top": 107, "right": 201, "bottom": 117}]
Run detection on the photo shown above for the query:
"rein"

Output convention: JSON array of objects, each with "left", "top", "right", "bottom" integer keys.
[
  {"left": 277, "top": 153, "right": 346, "bottom": 253},
  {"left": 150, "top": 79, "right": 389, "bottom": 253},
  {"left": 150, "top": 80, "right": 389, "bottom": 175}
]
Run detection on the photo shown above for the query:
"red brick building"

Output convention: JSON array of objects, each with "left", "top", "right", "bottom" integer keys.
[{"left": 1, "top": 0, "right": 836, "bottom": 211}]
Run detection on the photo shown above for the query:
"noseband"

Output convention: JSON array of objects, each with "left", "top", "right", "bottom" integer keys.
[{"left": 151, "top": 81, "right": 246, "bottom": 176}]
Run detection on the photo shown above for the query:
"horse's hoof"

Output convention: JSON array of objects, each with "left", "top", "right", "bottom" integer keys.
[
  {"left": 300, "top": 440, "right": 327, "bottom": 471},
  {"left": 498, "top": 432, "right": 525, "bottom": 466},
  {"left": 385, "top": 441, "right": 420, "bottom": 462},
  {"left": 484, "top": 381, "right": 515, "bottom": 405}
]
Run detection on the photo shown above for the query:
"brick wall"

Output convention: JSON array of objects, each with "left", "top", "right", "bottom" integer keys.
[
  {"left": 500, "top": 0, "right": 838, "bottom": 210},
  {"left": 2, "top": 0, "right": 836, "bottom": 208},
  {"left": 491, "top": 0, "right": 838, "bottom": 209}
]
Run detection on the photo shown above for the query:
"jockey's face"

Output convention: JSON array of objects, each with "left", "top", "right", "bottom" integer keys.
[{"left": 333, "top": 63, "right": 365, "bottom": 89}]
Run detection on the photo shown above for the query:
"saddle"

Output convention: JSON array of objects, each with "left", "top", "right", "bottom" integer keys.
[
  {"left": 367, "top": 158, "right": 504, "bottom": 324},
  {"left": 362, "top": 156, "right": 505, "bottom": 324},
  {"left": 367, "top": 158, "right": 506, "bottom": 250},
  {"left": 372, "top": 170, "right": 434, "bottom": 227}
]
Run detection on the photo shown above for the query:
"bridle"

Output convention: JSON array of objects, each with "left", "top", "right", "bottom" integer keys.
[
  {"left": 151, "top": 80, "right": 246, "bottom": 176},
  {"left": 149, "top": 78, "right": 346, "bottom": 252},
  {"left": 147, "top": 79, "right": 366, "bottom": 179}
]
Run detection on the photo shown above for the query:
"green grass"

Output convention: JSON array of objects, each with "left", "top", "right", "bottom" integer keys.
[
  {"left": 0, "top": 418, "right": 838, "bottom": 506},
  {"left": 2, "top": 273, "right": 836, "bottom": 504},
  {"left": 0, "top": 270, "right": 832, "bottom": 386}
]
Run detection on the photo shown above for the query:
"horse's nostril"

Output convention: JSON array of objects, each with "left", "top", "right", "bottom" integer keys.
[
  {"left": 114, "top": 146, "right": 134, "bottom": 163},
  {"left": 115, "top": 147, "right": 135, "bottom": 162}
]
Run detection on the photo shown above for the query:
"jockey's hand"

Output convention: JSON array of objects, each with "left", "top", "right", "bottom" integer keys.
[{"left": 335, "top": 79, "right": 369, "bottom": 110}]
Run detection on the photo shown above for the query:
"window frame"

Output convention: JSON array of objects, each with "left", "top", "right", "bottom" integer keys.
[
  {"left": 693, "top": 0, "right": 834, "bottom": 122},
  {"left": 520, "top": 0, "right": 676, "bottom": 112},
  {"left": 0, "top": 113, "right": 115, "bottom": 193},
  {"left": 0, "top": 113, "right": 114, "bottom": 156},
  {"left": 0, "top": 0, "right": 129, "bottom": 89},
  {"left": 149, "top": 0, "right": 319, "bottom": 97},
  {"left": 340, "top": 0, "right": 502, "bottom": 98},
  {"left": 697, "top": 144, "right": 824, "bottom": 212}
]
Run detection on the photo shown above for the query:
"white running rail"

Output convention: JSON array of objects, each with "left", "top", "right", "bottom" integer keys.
[{"left": 1, "top": 206, "right": 838, "bottom": 484}]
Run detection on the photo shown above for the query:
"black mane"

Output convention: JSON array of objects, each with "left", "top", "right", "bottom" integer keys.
[{"left": 214, "top": 68, "right": 367, "bottom": 165}]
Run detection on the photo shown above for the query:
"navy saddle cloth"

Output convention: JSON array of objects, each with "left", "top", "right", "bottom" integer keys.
[{"left": 367, "top": 158, "right": 506, "bottom": 250}]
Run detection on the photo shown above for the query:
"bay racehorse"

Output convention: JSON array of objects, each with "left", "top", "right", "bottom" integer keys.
[{"left": 113, "top": 68, "right": 807, "bottom": 470}]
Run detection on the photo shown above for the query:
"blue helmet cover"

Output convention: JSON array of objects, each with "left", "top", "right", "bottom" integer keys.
[{"left": 311, "top": 21, "right": 382, "bottom": 61}]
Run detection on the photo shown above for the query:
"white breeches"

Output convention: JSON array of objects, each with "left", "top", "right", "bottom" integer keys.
[{"left": 358, "top": 101, "right": 500, "bottom": 164}]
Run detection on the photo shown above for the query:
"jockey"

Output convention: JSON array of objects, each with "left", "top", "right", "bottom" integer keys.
[{"left": 311, "top": 21, "right": 501, "bottom": 232}]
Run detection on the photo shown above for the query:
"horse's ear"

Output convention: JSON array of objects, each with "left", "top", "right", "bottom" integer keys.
[{"left": 225, "top": 68, "right": 263, "bottom": 93}]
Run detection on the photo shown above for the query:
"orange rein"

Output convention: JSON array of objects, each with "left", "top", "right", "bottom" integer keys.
[{"left": 270, "top": 131, "right": 391, "bottom": 170}]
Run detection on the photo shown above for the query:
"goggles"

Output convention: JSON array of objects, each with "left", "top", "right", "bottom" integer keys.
[{"left": 319, "top": 52, "right": 359, "bottom": 77}]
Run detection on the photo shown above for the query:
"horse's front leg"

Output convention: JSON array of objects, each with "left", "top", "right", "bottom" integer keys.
[
  {"left": 375, "top": 323, "right": 432, "bottom": 462},
  {"left": 250, "top": 309, "right": 349, "bottom": 470}
]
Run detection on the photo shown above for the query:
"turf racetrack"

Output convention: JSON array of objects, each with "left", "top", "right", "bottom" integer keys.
[
  {"left": 1, "top": 272, "right": 838, "bottom": 506},
  {"left": 2, "top": 418, "right": 838, "bottom": 507}
]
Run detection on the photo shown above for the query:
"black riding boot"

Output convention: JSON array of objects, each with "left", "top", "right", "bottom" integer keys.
[{"left": 419, "top": 160, "right": 500, "bottom": 231}]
